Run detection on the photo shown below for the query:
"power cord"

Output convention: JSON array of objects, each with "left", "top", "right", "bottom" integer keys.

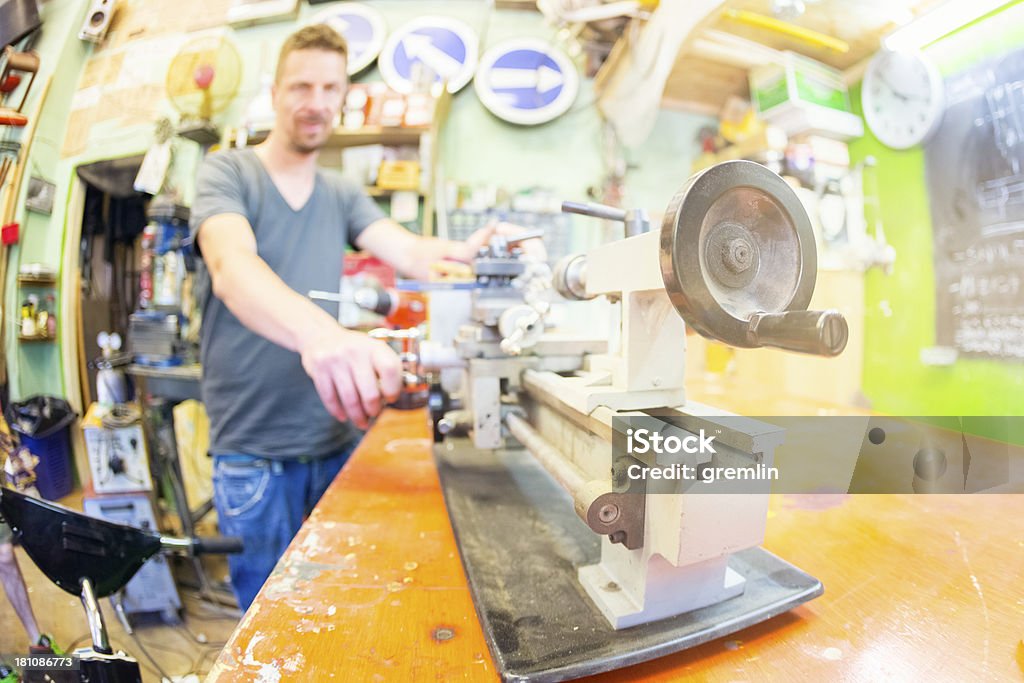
[
  {"left": 101, "top": 404, "right": 143, "bottom": 428},
  {"left": 66, "top": 633, "right": 165, "bottom": 681},
  {"left": 127, "top": 633, "right": 195, "bottom": 670},
  {"left": 126, "top": 630, "right": 174, "bottom": 682}
]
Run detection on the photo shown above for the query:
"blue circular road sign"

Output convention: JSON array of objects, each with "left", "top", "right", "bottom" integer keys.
[
  {"left": 474, "top": 39, "right": 579, "bottom": 125},
  {"left": 379, "top": 16, "right": 479, "bottom": 94},
  {"left": 310, "top": 3, "right": 387, "bottom": 75}
]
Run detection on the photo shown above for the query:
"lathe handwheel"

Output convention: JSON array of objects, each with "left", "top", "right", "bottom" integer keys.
[{"left": 659, "top": 160, "right": 838, "bottom": 353}]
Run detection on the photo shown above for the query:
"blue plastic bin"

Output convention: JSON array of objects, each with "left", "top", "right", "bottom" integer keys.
[
  {"left": 6, "top": 396, "right": 77, "bottom": 501},
  {"left": 17, "top": 429, "right": 74, "bottom": 500}
]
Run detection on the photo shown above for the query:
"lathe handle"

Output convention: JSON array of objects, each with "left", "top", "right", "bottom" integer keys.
[
  {"left": 746, "top": 309, "right": 848, "bottom": 357},
  {"left": 560, "top": 201, "right": 650, "bottom": 237},
  {"left": 561, "top": 200, "right": 627, "bottom": 222}
]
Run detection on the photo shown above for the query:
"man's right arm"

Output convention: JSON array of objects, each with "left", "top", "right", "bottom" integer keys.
[{"left": 197, "top": 214, "right": 402, "bottom": 429}]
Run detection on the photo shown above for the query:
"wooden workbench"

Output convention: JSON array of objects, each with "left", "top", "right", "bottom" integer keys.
[{"left": 207, "top": 404, "right": 1024, "bottom": 681}]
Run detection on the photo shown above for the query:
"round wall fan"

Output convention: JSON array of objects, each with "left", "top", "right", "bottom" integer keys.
[{"left": 165, "top": 35, "right": 242, "bottom": 144}]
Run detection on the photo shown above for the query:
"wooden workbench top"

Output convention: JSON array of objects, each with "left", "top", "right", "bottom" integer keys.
[{"left": 208, "top": 407, "right": 1024, "bottom": 681}]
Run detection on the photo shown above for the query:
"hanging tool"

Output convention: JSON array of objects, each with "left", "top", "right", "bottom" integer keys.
[
  {"left": 723, "top": 8, "right": 850, "bottom": 53},
  {"left": 0, "top": 46, "right": 40, "bottom": 114}
]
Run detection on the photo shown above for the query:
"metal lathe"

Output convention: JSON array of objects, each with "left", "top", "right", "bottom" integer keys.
[{"left": 377, "top": 160, "right": 849, "bottom": 681}]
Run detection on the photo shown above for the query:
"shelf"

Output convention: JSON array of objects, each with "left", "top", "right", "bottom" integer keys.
[
  {"left": 600, "top": 0, "right": 937, "bottom": 116},
  {"left": 17, "top": 273, "right": 57, "bottom": 286},
  {"left": 18, "top": 334, "right": 54, "bottom": 343},
  {"left": 329, "top": 126, "right": 428, "bottom": 149},
  {"left": 241, "top": 125, "right": 428, "bottom": 150},
  {"left": 365, "top": 185, "right": 424, "bottom": 197},
  {"left": 690, "top": 125, "right": 789, "bottom": 172}
]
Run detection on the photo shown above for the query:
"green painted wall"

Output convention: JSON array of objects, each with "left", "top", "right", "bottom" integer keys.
[
  {"left": 4, "top": 0, "right": 91, "bottom": 401},
  {"left": 849, "top": 2, "right": 1024, "bottom": 441},
  {"left": 6, "top": 1, "right": 710, "bottom": 401}
]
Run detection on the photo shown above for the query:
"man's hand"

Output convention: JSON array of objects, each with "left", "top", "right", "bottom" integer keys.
[
  {"left": 299, "top": 326, "right": 403, "bottom": 430},
  {"left": 456, "top": 221, "right": 548, "bottom": 263}
]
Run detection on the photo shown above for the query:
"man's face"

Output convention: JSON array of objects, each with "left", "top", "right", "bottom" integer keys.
[{"left": 273, "top": 48, "right": 348, "bottom": 154}]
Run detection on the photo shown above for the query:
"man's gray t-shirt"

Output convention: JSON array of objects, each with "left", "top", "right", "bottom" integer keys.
[{"left": 190, "top": 148, "right": 385, "bottom": 459}]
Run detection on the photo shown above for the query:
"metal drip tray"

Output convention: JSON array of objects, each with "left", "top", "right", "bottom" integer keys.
[{"left": 435, "top": 438, "right": 823, "bottom": 682}]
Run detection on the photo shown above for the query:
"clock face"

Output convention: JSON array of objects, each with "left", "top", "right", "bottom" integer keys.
[{"left": 862, "top": 49, "right": 945, "bottom": 150}]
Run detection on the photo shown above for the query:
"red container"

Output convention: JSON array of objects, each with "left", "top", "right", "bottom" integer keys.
[{"left": 1, "top": 222, "right": 19, "bottom": 245}]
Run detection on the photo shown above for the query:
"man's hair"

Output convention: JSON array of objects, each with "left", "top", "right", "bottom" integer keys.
[{"left": 276, "top": 24, "right": 349, "bottom": 82}]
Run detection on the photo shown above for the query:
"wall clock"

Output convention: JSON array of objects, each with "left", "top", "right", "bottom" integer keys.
[{"left": 862, "top": 48, "right": 944, "bottom": 149}]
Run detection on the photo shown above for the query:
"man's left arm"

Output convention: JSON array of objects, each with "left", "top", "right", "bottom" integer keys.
[
  {"left": 352, "top": 218, "right": 484, "bottom": 280},
  {"left": 355, "top": 218, "right": 545, "bottom": 280},
  {"left": 342, "top": 179, "right": 544, "bottom": 278}
]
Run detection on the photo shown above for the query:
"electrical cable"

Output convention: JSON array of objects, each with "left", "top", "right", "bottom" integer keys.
[
  {"left": 73, "top": 614, "right": 225, "bottom": 679},
  {"left": 64, "top": 633, "right": 92, "bottom": 652},
  {"left": 68, "top": 629, "right": 171, "bottom": 680},
  {"left": 184, "top": 635, "right": 227, "bottom": 676},
  {"left": 175, "top": 621, "right": 226, "bottom": 648},
  {"left": 126, "top": 630, "right": 175, "bottom": 682},
  {"left": 136, "top": 615, "right": 228, "bottom": 653},
  {"left": 101, "top": 403, "right": 142, "bottom": 429},
  {"left": 86, "top": 636, "right": 164, "bottom": 681},
  {"left": 181, "top": 594, "right": 242, "bottom": 620},
  {"left": 128, "top": 633, "right": 196, "bottom": 671},
  {"left": 195, "top": 645, "right": 222, "bottom": 675}
]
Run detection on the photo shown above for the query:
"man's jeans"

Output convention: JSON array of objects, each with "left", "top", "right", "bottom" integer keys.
[{"left": 212, "top": 440, "right": 359, "bottom": 610}]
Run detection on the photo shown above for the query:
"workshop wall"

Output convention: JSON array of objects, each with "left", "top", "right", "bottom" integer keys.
[
  {"left": 3, "top": 0, "right": 90, "bottom": 400},
  {"left": 850, "top": 1, "right": 1024, "bottom": 432},
  {"left": 7, "top": 1, "right": 710, "bottom": 401}
]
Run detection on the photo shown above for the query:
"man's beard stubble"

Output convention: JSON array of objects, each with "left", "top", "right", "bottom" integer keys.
[
  {"left": 288, "top": 117, "right": 332, "bottom": 155},
  {"left": 289, "top": 139, "right": 324, "bottom": 155}
]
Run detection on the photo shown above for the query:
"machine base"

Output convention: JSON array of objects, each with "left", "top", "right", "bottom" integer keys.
[
  {"left": 578, "top": 556, "right": 746, "bottom": 630},
  {"left": 435, "top": 438, "right": 823, "bottom": 683}
]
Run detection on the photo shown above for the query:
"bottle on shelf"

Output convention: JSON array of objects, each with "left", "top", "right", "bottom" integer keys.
[
  {"left": 21, "top": 298, "right": 37, "bottom": 337},
  {"left": 139, "top": 223, "right": 156, "bottom": 308},
  {"left": 44, "top": 294, "right": 57, "bottom": 337},
  {"left": 36, "top": 304, "right": 48, "bottom": 339}
]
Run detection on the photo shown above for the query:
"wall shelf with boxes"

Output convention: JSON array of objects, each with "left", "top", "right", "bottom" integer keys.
[
  {"left": 238, "top": 124, "right": 428, "bottom": 150},
  {"left": 599, "top": 0, "right": 940, "bottom": 116},
  {"left": 225, "top": 87, "right": 450, "bottom": 236},
  {"left": 364, "top": 185, "right": 426, "bottom": 198},
  {"left": 16, "top": 265, "right": 59, "bottom": 343},
  {"left": 16, "top": 273, "right": 56, "bottom": 286}
]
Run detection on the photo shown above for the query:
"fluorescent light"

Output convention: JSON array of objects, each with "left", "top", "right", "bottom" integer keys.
[{"left": 883, "top": 0, "right": 1014, "bottom": 51}]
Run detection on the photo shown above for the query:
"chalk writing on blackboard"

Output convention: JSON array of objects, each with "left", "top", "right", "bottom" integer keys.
[{"left": 926, "top": 47, "right": 1024, "bottom": 361}]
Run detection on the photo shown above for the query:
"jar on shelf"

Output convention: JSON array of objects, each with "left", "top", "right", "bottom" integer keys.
[
  {"left": 21, "top": 297, "right": 37, "bottom": 337},
  {"left": 45, "top": 294, "right": 57, "bottom": 337}
]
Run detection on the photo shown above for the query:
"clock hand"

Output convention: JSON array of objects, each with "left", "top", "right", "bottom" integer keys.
[
  {"left": 880, "top": 73, "right": 930, "bottom": 104},
  {"left": 880, "top": 74, "right": 911, "bottom": 102}
]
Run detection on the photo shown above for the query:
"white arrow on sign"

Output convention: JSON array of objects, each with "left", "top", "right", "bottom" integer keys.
[
  {"left": 402, "top": 33, "right": 463, "bottom": 79},
  {"left": 326, "top": 18, "right": 368, "bottom": 49},
  {"left": 475, "top": 38, "right": 578, "bottom": 125},
  {"left": 326, "top": 17, "right": 350, "bottom": 33},
  {"left": 488, "top": 65, "right": 563, "bottom": 94}
]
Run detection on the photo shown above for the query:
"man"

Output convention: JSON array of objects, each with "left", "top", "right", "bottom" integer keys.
[
  {"left": 0, "top": 521, "right": 42, "bottom": 648},
  {"left": 0, "top": 527, "right": 61, "bottom": 654},
  {"left": 1, "top": 430, "right": 60, "bottom": 653},
  {"left": 191, "top": 24, "right": 511, "bottom": 609}
]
